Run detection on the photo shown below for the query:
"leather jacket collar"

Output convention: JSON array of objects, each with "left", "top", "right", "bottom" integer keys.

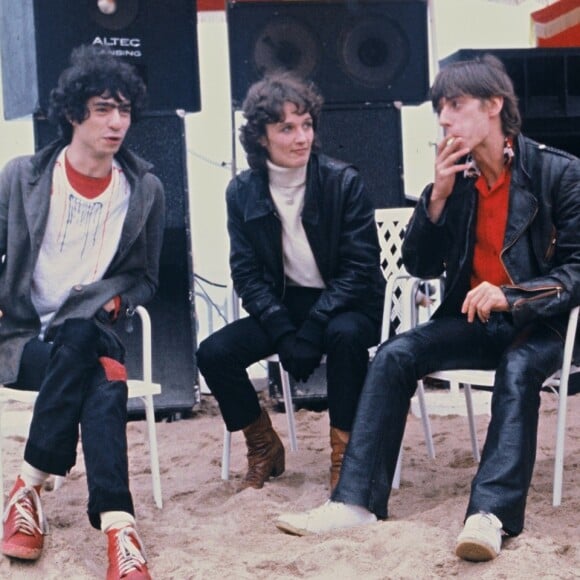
[{"left": 242, "top": 156, "right": 321, "bottom": 225}]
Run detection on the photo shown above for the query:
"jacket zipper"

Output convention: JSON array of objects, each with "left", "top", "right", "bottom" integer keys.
[
  {"left": 544, "top": 234, "right": 557, "bottom": 261},
  {"left": 273, "top": 210, "right": 287, "bottom": 300},
  {"left": 512, "top": 285, "right": 563, "bottom": 309},
  {"left": 499, "top": 205, "right": 538, "bottom": 285}
]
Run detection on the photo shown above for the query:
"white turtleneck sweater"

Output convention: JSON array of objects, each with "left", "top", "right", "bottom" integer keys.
[{"left": 267, "top": 160, "right": 325, "bottom": 289}]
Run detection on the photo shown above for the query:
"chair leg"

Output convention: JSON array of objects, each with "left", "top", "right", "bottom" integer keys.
[
  {"left": 392, "top": 448, "right": 402, "bottom": 489},
  {"left": 416, "top": 380, "right": 435, "bottom": 459},
  {"left": 553, "top": 374, "right": 570, "bottom": 507},
  {"left": 220, "top": 365, "right": 297, "bottom": 482},
  {"left": 142, "top": 395, "right": 162, "bottom": 509},
  {"left": 463, "top": 383, "right": 481, "bottom": 462},
  {"left": 279, "top": 366, "right": 298, "bottom": 452},
  {"left": 222, "top": 427, "right": 231, "bottom": 481},
  {"left": 394, "top": 381, "right": 435, "bottom": 488},
  {"left": 552, "top": 305, "right": 577, "bottom": 506}
]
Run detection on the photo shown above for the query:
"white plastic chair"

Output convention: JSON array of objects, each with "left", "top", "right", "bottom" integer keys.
[
  {"left": 0, "top": 305, "right": 163, "bottom": 517},
  {"left": 425, "top": 305, "right": 579, "bottom": 507}
]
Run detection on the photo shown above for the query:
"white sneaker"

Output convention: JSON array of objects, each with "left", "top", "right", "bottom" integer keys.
[
  {"left": 275, "top": 500, "right": 377, "bottom": 536},
  {"left": 455, "top": 512, "right": 503, "bottom": 562}
]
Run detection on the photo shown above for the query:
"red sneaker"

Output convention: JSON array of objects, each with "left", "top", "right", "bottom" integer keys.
[
  {"left": 2, "top": 476, "right": 47, "bottom": 560},
  {"left": 106, "top": 526, "right": 151, "bottom": 580}
]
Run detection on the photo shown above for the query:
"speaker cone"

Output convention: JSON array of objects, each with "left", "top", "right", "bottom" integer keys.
[
  {"left": 88, "top": 0, "right": 139, "bottom": 30},
  {"left": 341, "top": 16, "right": 410, "bottom": 89},
  {"left": 253, "top": 17, "right": 319, "bottom": 79}
]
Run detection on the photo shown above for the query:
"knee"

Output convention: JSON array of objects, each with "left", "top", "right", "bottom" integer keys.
[
  {"left": 370, "top": 336, "right": 417, "bottom": 376},
  {"left": 52, "top": 319, "right": 101, "bottom": 362},
  {"left": 325, "top": 316, "right": 368, "bottom": 349},
  {"left": 497, "top": 351, "right": 544, "bottom": 396},
  {"left": 196, "top": 334, "right": 227, "bottom": 375}
]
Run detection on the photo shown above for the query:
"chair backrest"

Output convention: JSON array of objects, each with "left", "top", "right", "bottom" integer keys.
[
  {"left": 375, "top": 207, "right": 414, "bottom": 280},
  {"left": 374, "top": 207, "right": 415, "bottom": 338}
]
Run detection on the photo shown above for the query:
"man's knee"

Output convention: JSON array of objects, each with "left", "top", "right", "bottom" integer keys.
[
  {"left": 53, "top": 318, "right": 100, "bottom": 351},
  {"left": 52, "top": 318, "right": 125, "bottom": 363},
  {"left": 497, "top": 349, "right": 548, "bottom": 395},
  {"left": 50, "top": 319, "right": 103, "bottom": 367},
  {"left": 371, "top": 333, "right": 421, "bottom": 376}
]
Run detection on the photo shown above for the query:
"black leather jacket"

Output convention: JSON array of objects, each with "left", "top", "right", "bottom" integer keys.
[
  {"left": 403, "top": 134, "right": 580, "bottom": 356},
  {"left": 226, "top": 153, "right": 385, "bottom": 342}
]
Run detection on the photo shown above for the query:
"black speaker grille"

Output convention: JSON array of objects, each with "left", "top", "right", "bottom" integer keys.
[
  {"left": 317, "top": 105, "right": 405, "bottom": 209},
  {"left": 340, "top": 15, "right": 409, "bottom": 88},
  {"left": 227, "top": 0, "right": 429, "bottom": 107}
]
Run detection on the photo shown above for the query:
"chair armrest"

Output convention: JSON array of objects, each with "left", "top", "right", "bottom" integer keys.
[{"left": 134, "top": 306, "right": 153, "bottom": 384}]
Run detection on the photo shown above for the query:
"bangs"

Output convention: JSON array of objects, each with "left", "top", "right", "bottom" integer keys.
[{"left": 430, "top": 63, "right": 491, "bottom": 111}]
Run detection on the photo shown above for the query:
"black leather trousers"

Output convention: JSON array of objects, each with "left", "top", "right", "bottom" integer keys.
[{"left": 331, "top": 312, "right": 563, "bottom": 536}]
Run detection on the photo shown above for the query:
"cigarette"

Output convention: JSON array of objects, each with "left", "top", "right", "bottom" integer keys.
[{"left": 446, "top": 137, "right": 455, "bottom": 147}]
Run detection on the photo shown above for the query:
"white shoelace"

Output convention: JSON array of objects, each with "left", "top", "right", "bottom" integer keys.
[
  {"left": 3, "top": 485, "right": 48, "bottom": 535},
  {"left": 113, "top": 527, "right": 147, "bottom": 576}
]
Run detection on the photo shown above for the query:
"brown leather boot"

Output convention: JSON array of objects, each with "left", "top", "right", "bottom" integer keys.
[
  {"left": 238, "top": 409, "right": 285, "bottom": 491},
  {"left": 329, "top": 427, "right": 350, "bottom": 493}
]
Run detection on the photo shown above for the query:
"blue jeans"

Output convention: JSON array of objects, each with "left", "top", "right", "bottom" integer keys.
[
  {"left": 9, "top": 319, "right": 133, "bottom": 530},
  {"left": 331, "top": 313, "right": 563, "bottom": 536}
]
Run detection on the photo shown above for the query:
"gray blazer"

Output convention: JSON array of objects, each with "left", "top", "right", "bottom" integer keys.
[{"left": 0, "top": 140, "right": 165, "bottom": 383}]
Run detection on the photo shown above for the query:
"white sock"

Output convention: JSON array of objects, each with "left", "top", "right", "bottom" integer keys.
[
  {"left": 100, "top": 511, "right": 136, "bottom": 533},
  {"left": 20, "top": 461, "right": 49, "bottom": 488}
]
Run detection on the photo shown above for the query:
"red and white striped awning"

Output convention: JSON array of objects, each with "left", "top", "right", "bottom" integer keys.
[{"left": 531, "top": 0, "right": 580, "bottom": 46}]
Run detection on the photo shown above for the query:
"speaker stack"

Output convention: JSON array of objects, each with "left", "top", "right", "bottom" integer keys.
[
  {"left": 442, "top": 48, "right": 580, "bottom": 158},
  {"left": 0, "top": 0, "right": 201, "bottom": 118},
  {"left": 227, "top": 0, "right": 430, "bottom": 210},
  {"left": 0, "top": 0, "right": 202, "bottom": 417},
  {"left": 226, "top": 0, "right": 429, "bottom": 405}
]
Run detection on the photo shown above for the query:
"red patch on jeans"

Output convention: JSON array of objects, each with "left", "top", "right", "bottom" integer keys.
[{"left": 99, "top": 357, "right": 128, "bottom": 382}]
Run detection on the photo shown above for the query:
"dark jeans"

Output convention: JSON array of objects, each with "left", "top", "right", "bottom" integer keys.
[
  {"left": 331, "top": 312, "right": 563, "bottom": 536},
  {"left": 196, "top": 287, "right": 380, "bottom": 432},
  {"left": 8, "top": 319, "right": 133, "bottom": 530}
]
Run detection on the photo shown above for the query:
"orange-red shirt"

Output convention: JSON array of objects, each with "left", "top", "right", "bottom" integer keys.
[{"left": 470, "top": 168, "right": 511, "bottom": 288}]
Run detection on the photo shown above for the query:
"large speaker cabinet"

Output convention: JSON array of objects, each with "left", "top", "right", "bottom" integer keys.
[
  {"left": 34, "top": 114, "right": 199, "bottom": 417},
  {"left": 227, "top": 0, "right": 429, "bottom": 108},
  {"left": 0, "top": 0, "right": 201, "bottom": 119},
  {"left": 318, "top": 105, "right": 405, "bottom": 208}
]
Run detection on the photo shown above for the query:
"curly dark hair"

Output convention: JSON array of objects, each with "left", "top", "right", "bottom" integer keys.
[
  {"left": 430, "top": 54, "right": 521, "bottom": 137},
  {"left": 48, "top": 44, "right": 147, "bottom": 141},
  {"left": 239, "top": 72, "right": 324, "bottom": 170}
]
